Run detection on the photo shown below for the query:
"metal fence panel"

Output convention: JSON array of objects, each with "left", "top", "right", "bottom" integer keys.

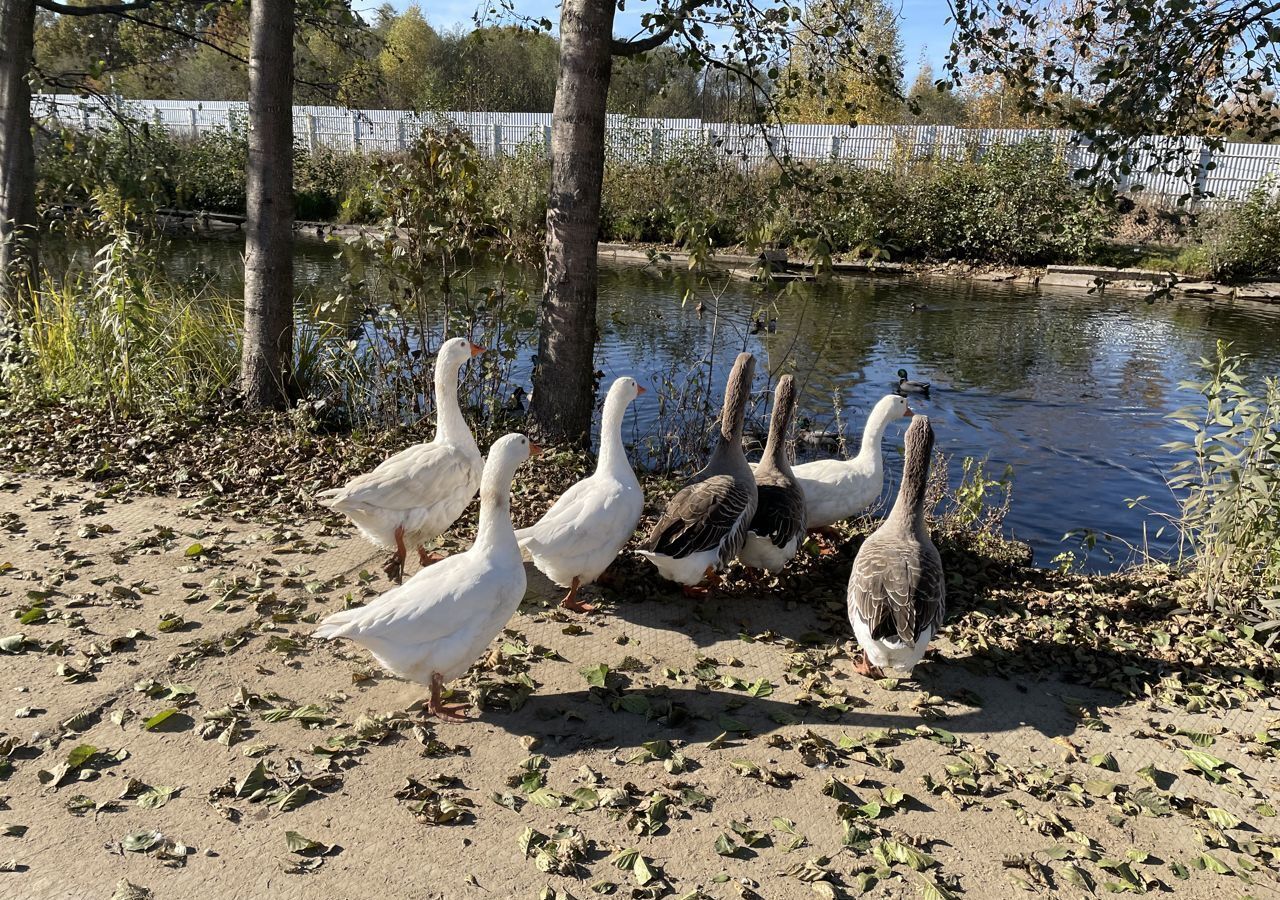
[{"left": 30, "top": 94, "right": 1280, "bottom": 207}]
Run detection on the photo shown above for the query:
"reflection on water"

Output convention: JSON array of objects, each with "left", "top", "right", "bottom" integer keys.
[{"left": 44, "top": 235, "right": 1280, "bottom": 572}]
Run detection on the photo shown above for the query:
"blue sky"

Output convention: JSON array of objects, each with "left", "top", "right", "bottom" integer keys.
[{"left": 358, "top": 0, "right": 956, "bottom": 83}]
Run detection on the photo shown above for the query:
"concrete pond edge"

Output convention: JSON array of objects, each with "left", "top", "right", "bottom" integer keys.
[{"left": 177, "top": 215, "right": 1280, "bottom": 306}]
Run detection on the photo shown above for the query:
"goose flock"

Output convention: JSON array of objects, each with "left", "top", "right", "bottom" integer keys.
[{"left": 315, "top": 343, "right": 944, "bottom": 720}]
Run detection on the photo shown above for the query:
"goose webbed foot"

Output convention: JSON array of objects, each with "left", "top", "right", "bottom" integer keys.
[
  {"left": 385, "top": 525, "right": 408, "bottom": 583},
  {"left": 682, "top": 566, "right": 720, "bottom": 598},
  {"left": 417, "top": 546, "right": 445, "bottom": 568},
  {"left": 427, "top": 673, "right": 469, "bottom": 722},
  {"left": 560, "top": 577, "right": 597, "bottom": 614},
  {"left": 854, "top": 655, "right": 885, "bottom": 679}
]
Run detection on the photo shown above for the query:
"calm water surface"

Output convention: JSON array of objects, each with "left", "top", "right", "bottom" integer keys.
[{"left": 55, "top": 236, "right": 1280, "bottom": 571}]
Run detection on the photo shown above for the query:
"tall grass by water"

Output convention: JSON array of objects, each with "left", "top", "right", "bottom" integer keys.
[
  {"left": 1166, "top": 342, "right": 1280, "bottom": 629},
  {"left": 17, "top": 209, "right": 242, "bottom": 416}
]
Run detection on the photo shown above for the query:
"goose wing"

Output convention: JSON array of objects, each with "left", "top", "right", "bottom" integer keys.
[
  {"left": 519, "top": 479, "right": 638, "bottom": 553},
  {"left": 314, "top": 553, "right": 488, "bottom": 644},
  {"left": 750, "top": 479, "right": 807, "bottom": 548},
  {"left": 320, "top": 442, "right": 478, "bottom": 513},
  {"left": 643, "top": 474, "right": 754, "bottom": 559},
  {"left": 848, "top": 539, "right": 945, "bottom": 643}
]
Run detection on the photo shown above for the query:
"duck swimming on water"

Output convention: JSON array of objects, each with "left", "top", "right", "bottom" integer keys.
[{"left": 895, "top": 368, "right": 930, "bottom": 395}]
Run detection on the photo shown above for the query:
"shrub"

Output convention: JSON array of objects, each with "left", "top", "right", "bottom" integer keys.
[
  {"left": 479, "top": 141, "right": 550, "bottom": 253},
  {"left": 1198, "top": 186, "right": 1280, "bottom": 282},
  {"left": 890, "top": 139, "right": 1115, "bottom": 263},
  {"left": 175, "top": 126, "right": 249, "bottom": 213},
  {"left": 37, "top": 123, "right": 180, "bottom": 213},
  {"left": 294, "top": 146, "right": 380, "bottom": 222},
  {"left": 1166, "top": 341, "right": 1280, "bottom": 629},
  {"left": 37, "top": 123, "right": 1118, "bottom": 266},
  {"left": 601, "top": 137, "right": 757, "bottom": 246},
  {"left": 342, "top": 130, "right": 539, "bottom": 425}
]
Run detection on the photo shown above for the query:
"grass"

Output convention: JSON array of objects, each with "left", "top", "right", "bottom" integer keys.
[{"left": 20, "top": 247, "right": 242, "bottom": 417}]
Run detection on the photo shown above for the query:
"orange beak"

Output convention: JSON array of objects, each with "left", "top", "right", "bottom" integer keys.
[
  {"left": 903, "top": 406, "right": 915, "bottom": 417},
  {"left": 528, "top": 442, "right": 543, "bottom": 457},
  {"left": 469, "top": 342, "right": 485, "bottom": 357},
  {"left": 636, "top": 385, "right": 647, "bottom": 395}
]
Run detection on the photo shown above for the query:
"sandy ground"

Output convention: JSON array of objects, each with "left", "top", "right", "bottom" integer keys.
[{"left": 1, "top": 473, "right": 1277, "bottom": 900}]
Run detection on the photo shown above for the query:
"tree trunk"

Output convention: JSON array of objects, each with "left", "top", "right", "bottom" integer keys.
[
  {"left": 528, "top": 0, "right": 615, "bottom": 445},
  {"left": 240, "top": 0, "right": 295, "bottom": 409},
  {"left": 0, "top": 0, "right": 37, "bottom": 323}
]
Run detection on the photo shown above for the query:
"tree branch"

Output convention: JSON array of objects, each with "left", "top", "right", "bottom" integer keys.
[
  {"left": 611, "top": 4, "right": 699, "bottom": 57},
  {"left": 612, "top": 23, "right": 678, "bottom": 57},
  {"left": 35, "top": 0, "right": 154, "bottom": 15},
  {"left": 117, "top": 10, "right": 249, "bottom": 66}
]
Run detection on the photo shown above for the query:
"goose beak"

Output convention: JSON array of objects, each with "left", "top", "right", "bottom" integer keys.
[
  {"left": 528, "top": 442, "right": 543, "bottom": 457},
  {"left": 469, "top": 342, "right": 486, "bottom": 357},
  {"left": 636, "top": 385, "right": 647, "bottom": 395},
  {"left": 903, "top": 406, "right": 915, "bottom": 417}
]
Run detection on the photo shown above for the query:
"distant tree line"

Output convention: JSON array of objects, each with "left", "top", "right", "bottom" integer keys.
[
  {"left": 31, "top": 0, "right": 1277, "bottom": 138},
  {"left": 21, "top": 0, "right": 1178, "bottom": 131},
  {"left": 32, "top": 2, "right": 761, "bottom": 121}
]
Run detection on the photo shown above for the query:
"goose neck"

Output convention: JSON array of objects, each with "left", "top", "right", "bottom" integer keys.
[
  {"left": 854, "top": 403, "right": 895, "bottom": 466},
  {"left": 597, "top": 392, "right": 630, "bottom": 476},
  {"left": 434, "top": 360, "right": 472, "bottom": 447},
  {"left": 719, "top": 356, "right": 753, "bottom": 444},
  {"left": 475, "top": 471, "right": 518, "bottom": 554},
  {"left": 762, "top": 407, "right": 794, "bottom": 474},
  {"left": 888, "top": 444, "right": 931, "bottom": 527}
]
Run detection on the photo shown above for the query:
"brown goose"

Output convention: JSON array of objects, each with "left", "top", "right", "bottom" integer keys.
[
  {"left": 846, "top": 415, "right": 945, "bottom": 678},
  {"left": 739, "top": 374, "right": 806, "bottom": 573},
  {"left": 639, "top": 352, "right": 758, "bottom": 595}
]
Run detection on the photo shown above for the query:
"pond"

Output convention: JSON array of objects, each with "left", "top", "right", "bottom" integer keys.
[{"left": 48, "top": 235, "right": 1280, "bottom": 572}]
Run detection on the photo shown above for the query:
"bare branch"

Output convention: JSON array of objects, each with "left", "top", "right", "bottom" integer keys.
[
  {"left": 35, "top": 0, "right": 154, "bottom": 15},
  {"left": 611, "top": 2, "right": 704, "bottom": 57},
  {"left": 117, "top": 9, "right": 250, "bottom": 66},
  {"left": 612, "top": 21, "right": 680, "bottom": 57}
]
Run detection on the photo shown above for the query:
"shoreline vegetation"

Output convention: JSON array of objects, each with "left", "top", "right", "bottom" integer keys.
[{"left": 34, "top": 124, "right": 1280, "bottom": 289}]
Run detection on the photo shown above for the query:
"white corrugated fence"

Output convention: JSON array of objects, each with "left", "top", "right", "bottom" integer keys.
[{"left": 31, "top": 94, "right": 1280, "bottom": 208}]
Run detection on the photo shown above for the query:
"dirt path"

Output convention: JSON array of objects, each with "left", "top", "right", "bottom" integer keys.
[{"left": 1, "top": 473, "right": 1276, "bottom": 899}]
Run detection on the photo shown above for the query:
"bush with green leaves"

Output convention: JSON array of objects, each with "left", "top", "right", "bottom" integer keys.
[
  {"left": 296, "top": 146, "right": 378, "bottom": 223},
  {"left": 340, "top": 129, "right": 539, "bottom": 425},
  {"left": 173, "top": 126, "right": 250, "bottom": 213},
  {"left": 37, "top": 126, "right": 1116, "bottom": 265},
  {"left": 479, "top": 141, "right": 552, "bottom": 253},
  {"left": 890, "top": 139, "right": 1115, "bottom": 263},
  {"left": 601, "top": 136, "right": 759, "bottom": 246},
  {"left": 37, "top": 123, "right": 181, "bottom": 213},
  {"left": 1197, "top": 185, "right": 1280, "bottom": 283},
  {"left": 1166, "top": 341, "right": 1280, "bottom": 629}
]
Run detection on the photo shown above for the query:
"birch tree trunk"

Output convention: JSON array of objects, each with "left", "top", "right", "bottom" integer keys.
[
  {"left": 240, "top": 0, "right": 295, "bottom": 409},
  {"left": 528, "top": 0, "right": 616, "bottom": 445},
  {"left": 0, "top": 0, "right": 37, "bottom": 323}
]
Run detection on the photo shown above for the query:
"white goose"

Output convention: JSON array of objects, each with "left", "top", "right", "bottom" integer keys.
[
  {"left": 515, "top": 377, "right": 646, "bottom": 613},
  {"left": 317, "top": 337, "right": 485, "bottom": 581},
  {"left": 847, "top": 415, "right": 945, "bottom": 678},
  {"left": 790, "top": 394, "right": 913, "bottom": 530},
  {"left": 313, "top": 433, "right": 538, "bottom": 720},
  {"left": 639, "top": 352, "right": 758, "bottom": 595}
]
